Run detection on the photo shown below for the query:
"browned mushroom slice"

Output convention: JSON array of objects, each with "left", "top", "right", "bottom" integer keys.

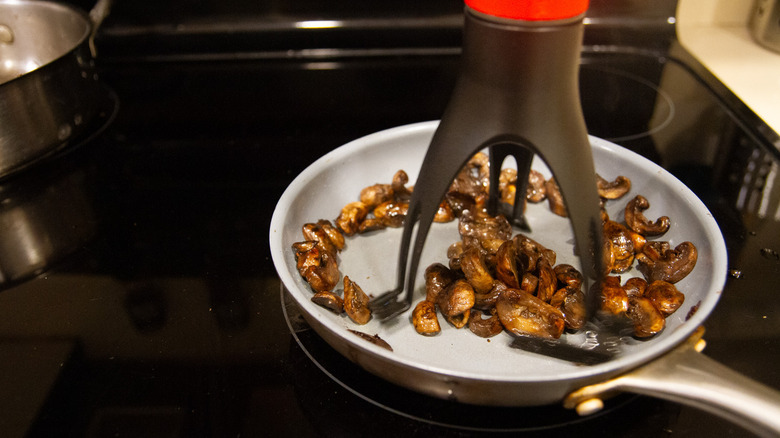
[
  {"left": 391, "top": 170, "right": 413, "bottom": 201},
  {"left": 480, "top": 237, "right": 506, "bottom": 256},
  {"left": 359, "top": 183, "right": 394, "bottom": 209},
  {"left": 292, "top": 241, "right": 340, "bottom": 293},
  {"left": 603, "top": 220, "right": 636, "bottom": 273},
  {"left": 445, "top": 309, "right": 472, "bottom": 329},
  {"left": 636, "top": 241, "right": 698, "bottom": 284},
  {"left": 425, "top": 263, "right": 456, "bottom": 303},
  {"left": 512, "top": 234, "right": 556, "bottom": 272},
  {"left": 475, "top": 280, "right": 508, "bottom": 309},
  {"left": 468, "top": 151, "right": 490, "bottom": 172},
  {"left": 623, "top": 277, "right": 648, "bottom": 298},
  {"left": 563, "top": 288, "right": 587, "bottom": 330},
  {"left": 495, "top": 240, "right": 523, "bottom": 289},
  {"left": 638, "top": 240, "right": 668, "bottom": 259},
  {"left": 311, "top": 291, "right": 344, "bottom": 313},
  {"left": 335, "top": 201, "right": 370, "bottom": 236},
  {"left": 301, "top": 222, "right": 326, "bottom": 245},
  {"left": 520, "top": 272, "right": 539, "bottom": 295},
  {"left": 596, "top": 174, "right": 631, "bottom": 199},
  {"left": 553, "top": 263, "right": 583, "bottom": 290},
  {"left": 373, "top": 199, "right": 409, "bottom": 228},
  {"left": 316, "top": 219, "right": 345, "bottom": 251},
  {"left": 469, "top": 308, "right": 504, "bottom": 338},
  {"left": 449, "top": 153, "right": 489, "bottom": 199},
  {"left": 536, "top": 258, "right": 556, "bottom": 303},
  {"left": 437, "top": 278, "right": 476, "bottom": 319},
  {"left": 343, "top": 276, "right": 371, "bottom": 325},
  {"left": 549, "top": 286, "right": 567, "bottom": 308},
  {"left": 302, "top": 221, "right": 342, "bottom": 254},
  {"left": 629, "top": 228, "right": 647, "bottom": 254},
  {"left": 460, "top": 246, "right": 495, "bottom": 294},
  {"left": 357, "top": 217, "right": 386, "bottom": 233},
  {"left": 628, "top": 297, "right": 665, "bottom": 338},
  {"left": 499, "top": 168, "right": 518, "bottom": 205},
  {"left": 496, "top": 289, "right": 565, "bottom": 339},
  {"left": 501, "top": 186, "right": 517, "bottom": 208},
  {"left": 447, "top": 241, "right": 465, "bottom": 271},
  {"left": 625, "top": 195, "right": 670, "bottom": 236},
  {"left": 472, "top": 192, "right": 489, "bottom": 212},
  {"left": 644, "top": 280, "right": 685, "bottom": 317},
  {"left": 601, "top": 238, "right": 616, "bottom": 277},
  {"left": 348, "top": 330, "right": 393, "bottom": 351},
  {"left": 598, "top": 276, "right": 629, "bottom": 315},
  {"left": 550, "top": 286, "right": 587, "bottom": 330},
  {"left": 292, "top": 241, "right": 321, "bottom": 271},
  {"left": 526, "top": 169, "right": 547, "bottom": 203},
  {"left": 412, "top": 300, "right": 441, "bottom": 336},
  {"left": 434, "top": 200, "right": 455, "bottom": 223},
  {"left": 444, "top": 191, "right": 477, "bottom": 217},
  {"left": 469, "top": 152, "right": 491, "bottom": 179},
  {"left": 458, "top": 209, "right": 512, "bottom": 243},
  {"left": 545, "top": 177, "right": 568, "bottom": 217}
]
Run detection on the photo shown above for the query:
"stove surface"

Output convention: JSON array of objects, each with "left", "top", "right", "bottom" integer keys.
[{"left": 1, "top": 2, "right": 779, "bottom": 437}]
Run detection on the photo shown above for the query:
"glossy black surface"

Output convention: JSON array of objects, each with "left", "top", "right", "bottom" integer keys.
[{"left": 1, "top": 2, "right": 779, "bottom": 437}]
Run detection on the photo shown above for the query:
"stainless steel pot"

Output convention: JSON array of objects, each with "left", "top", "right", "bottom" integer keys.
[{"left": 0, "top": 0, "right": 111, "bottom": 178}]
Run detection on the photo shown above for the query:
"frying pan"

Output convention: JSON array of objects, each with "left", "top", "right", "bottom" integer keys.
[
  {"left": 270, "top": 121, "right": 780, "bottom": 437},
  {"left": 0, "top": 0, "right": 111, "bottom": 178}
]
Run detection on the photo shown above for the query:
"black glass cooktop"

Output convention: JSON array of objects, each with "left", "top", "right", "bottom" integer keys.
[{"left": 1, "top": 3, "right": 779, "bottom": 436}]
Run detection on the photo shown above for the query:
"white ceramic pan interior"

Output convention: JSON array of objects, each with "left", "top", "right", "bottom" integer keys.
[{"left": 270, "top": 121, "right": 728, "bottom": 405}]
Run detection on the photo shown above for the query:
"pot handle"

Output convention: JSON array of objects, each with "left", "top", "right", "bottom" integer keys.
[
  {"left": 564, "top": 326, "right": 780, "bottom": 438},
  {"left": 88, "top": 0, "right": 113, "bottom": 57}
]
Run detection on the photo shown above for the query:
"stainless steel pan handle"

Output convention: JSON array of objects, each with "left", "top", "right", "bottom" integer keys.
[
  {"left": 565, "top": 327, "right": 780, "bottom": 438},
  {"left": 88, "top": 0, "right": 112, "bottom": 57}
]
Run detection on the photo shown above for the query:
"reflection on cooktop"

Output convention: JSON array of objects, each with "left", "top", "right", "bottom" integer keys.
[
  {"left": 281, "top": 287, "right": 690, "bottom": 436},
  {"left": 0, "top": 88, "right": 119, "bottom": 289}
]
